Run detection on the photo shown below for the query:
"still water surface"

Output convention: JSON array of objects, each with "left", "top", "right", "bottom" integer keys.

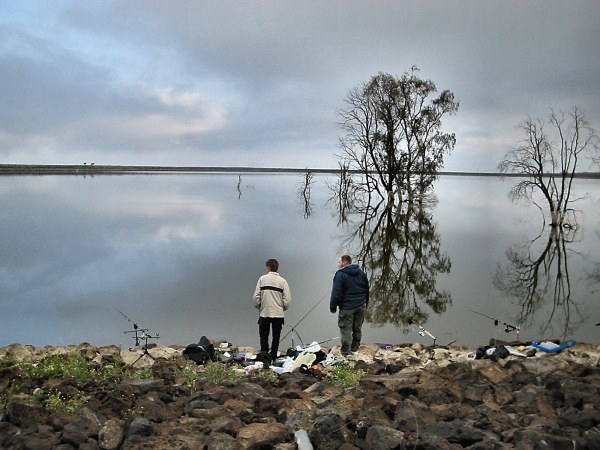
[{"left": 1, "top": 173, "right": 598, "bottom": 349}]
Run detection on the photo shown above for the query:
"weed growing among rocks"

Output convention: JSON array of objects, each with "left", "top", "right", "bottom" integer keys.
[
  {"left": 326, "top": 361, "right": 365, "bottom": 387},
  {"left": 45, "top": 389, "right": 88, "bottom": 414},
  {"left": 201, "top": 362, "right": 242, "bottom": 384},
  {"left": 176, "top": 360, "right": 201, "bottom": 391}
]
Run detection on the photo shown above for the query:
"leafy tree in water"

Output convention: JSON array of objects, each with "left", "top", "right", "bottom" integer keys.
[
  {"left": 337, "top": 66, "right": 459, "bottom": 205},
  {"left": 330, "top": 67, "right": 456, "bottom": 328},
  {"left": 498, "top": 107, "right": 599, "bottom": 227}
]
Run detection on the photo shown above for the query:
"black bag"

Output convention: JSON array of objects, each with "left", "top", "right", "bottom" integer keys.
[
  {"left": 182, "top": 336, "right": 217, "bottom": 365},
  {"left": 475, "top": 345, "right": 510, "bottom": 361}
]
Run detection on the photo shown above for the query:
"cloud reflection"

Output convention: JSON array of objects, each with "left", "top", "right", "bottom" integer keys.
[{"left": 1, "top": 174, "right": 599, "bottom": 348}]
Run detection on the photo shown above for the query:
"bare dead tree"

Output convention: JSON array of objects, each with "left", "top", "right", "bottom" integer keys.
[{"left": 498, "top": 106, "right": 599, "bottom": 227}]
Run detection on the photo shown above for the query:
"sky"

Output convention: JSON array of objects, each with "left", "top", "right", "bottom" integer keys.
[{"left": 1, "top": 0, "right": 599, "bottom": 172}]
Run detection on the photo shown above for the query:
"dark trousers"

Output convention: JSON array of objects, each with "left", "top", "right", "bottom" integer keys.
[
  {"left": 258, "top": 317, "right": 284, "bottom": 359},
  {"left": 338, "top": 304, "right": 366, "bottom": 354}
]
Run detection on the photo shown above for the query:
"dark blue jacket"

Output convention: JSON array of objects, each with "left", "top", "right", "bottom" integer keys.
[{"left": 330, "top": 264, "right": 370, "bottom": 312}]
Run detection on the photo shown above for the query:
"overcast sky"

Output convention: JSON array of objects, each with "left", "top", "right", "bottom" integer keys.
[{"left": 1, "top": 1, "right": 599, "bottom": 171}]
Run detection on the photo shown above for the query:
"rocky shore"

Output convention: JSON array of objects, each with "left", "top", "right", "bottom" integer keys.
[{"left": 1, "top": 341, "right": 599, "bottom": 449}]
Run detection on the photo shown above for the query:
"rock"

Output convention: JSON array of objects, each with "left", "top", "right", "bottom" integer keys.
[
  {"left": 512, "top": 428, "right": 589, "bottom": 449},
  {"left": 15, "top": 433, "right": 62, "bottom": 450},
  {"left": 309, "top": 408, "right": 349, "bottom": 449},
  {"left": 208, "top": 432, "right": 240, "bottom": 450},
  {"left": 1, "top": 341, "right": 599, "bottom": 448},
  {"left": 120, "top": 417, "right": 154, "bottom": 450},
  {"left": 420, "top": 420, "right": 487, "bottom": 447},
  {"left": 1, "top": 344, "right": 37, "bottom": 361},
  {"left": 60, "top": 412, "right": 101, "bottom": 447},
  {"left": 210, "top": 415, "right": 243, "bottom": 436},
  {"left": 364, "top": 425, "right": 405, "bottom": 449},
  {"left": 98, "top": 419, "right": 124, "bottom": 450},
  {"left": 126, "top": 417, "right": 153, "bottom": 438},
  {"left": 237, "top": 422, "right": 290, "bottom": 448},
  {"left": 6, "top": 395, "right": 50, "bottom": 430}
]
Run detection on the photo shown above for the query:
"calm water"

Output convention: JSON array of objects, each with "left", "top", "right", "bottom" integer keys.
[{"left": 1, "top": 173, "right": 599, "bottom": 349}]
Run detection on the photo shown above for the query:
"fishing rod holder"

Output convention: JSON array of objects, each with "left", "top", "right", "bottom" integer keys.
[
  {"left": 124, "top": 326, "right": 160, "bottom": 349},
  {"left": 124, "top": 328, "right": 160, "bottom": 365},
  {"left": 118, "top": 309, "right": 160, "bottom": 364}
]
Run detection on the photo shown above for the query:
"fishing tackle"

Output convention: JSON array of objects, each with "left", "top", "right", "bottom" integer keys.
[
  {"left": 117, "top": 309, "right": 160, "bottom": 363},
  {"left": 408, "top": 319, "right": 437, "bottom": 346},
  {"left": 280, "top": 293, "right": 329, "bottom": 346},
  {"left": 469, "top": 309, "right": 520, "bottom": 339}
]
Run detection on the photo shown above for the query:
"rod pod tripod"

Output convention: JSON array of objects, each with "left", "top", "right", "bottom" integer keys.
[
  {"left": 118, "top": 309, "right": 160, "bottom": 365},
  {"left": 125, "top": 326, "right": 160, "bottom": 365}
]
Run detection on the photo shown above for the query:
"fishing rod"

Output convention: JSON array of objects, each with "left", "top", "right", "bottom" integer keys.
[
  {"left": 408, "top": 319, "right": 437, "bottom": 346},
  {"left": 293, "top": 337, "right": 340, "bottom": 352},
  {"left": 280, "top": 292, "right": 329, "bottom": 344},
  {"left": 318, "top": 337, "right": 339, "bottom": 345},
  {"left": 469, "top": 309, "right": 520, "bottom": 339}
]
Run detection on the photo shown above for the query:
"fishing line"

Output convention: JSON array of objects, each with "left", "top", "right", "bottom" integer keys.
[
  {"left": 469, "top": 309, "right": 520, "bottom": 340},
  {"left": 281, "top": 291, "right": 330, "bottom": 345}
]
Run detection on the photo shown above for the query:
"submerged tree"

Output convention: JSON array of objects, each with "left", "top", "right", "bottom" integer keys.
[
  {"left": 338, "top": 66, "right": 459, "bottom": 205},
  {"left": 498, "top": 107, "right": 599, "bottom": 227},
  {"left": 328, "top": 67, "right": 456, "bottom": 328},
  {"left": 297, "top": 169, "right": 314, "bottom": 219}
]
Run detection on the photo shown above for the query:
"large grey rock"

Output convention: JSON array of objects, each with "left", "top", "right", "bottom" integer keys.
[
  {"left": 98, "top": 419, "right": 124, "bottom": 450},
  {"left": 364, "top": 425, "right": 405, "bottom": 449}
]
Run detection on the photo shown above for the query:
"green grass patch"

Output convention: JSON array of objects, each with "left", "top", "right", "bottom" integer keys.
[
  {"left": 16, "top": 352, "right": 154, "bottom": 385},
  {"left": 176, "top": 361, "right": 202, "bottom": 391},
  {"left": 20, "top": 352, "right": 93, "bottom": 382},
  {"left": 326, "top": 361, "right": 365, "bottom": 388},
  {"left": 201, "top": 362, "right": 242, "bottom": 384},
  {"left": 45, "top": 389, "right": 89, "bottom": 413}
]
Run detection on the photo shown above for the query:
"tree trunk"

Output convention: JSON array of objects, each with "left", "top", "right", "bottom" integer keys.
[{"left": 550, "top": 210, "right": 563, "bottom": 227}]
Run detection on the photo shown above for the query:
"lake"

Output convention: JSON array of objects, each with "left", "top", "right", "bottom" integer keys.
[{"left": 1, "top": 172, "right": 598, "bottom": 350}]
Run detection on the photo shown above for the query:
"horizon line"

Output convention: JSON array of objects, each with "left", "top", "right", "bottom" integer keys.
[{"left": 1, "top": 163, "right": 599, "bottom": 179}]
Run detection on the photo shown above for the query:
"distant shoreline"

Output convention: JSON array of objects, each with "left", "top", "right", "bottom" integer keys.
[{"left": 1, "top": 163, "right": 599, "bottom": 178}]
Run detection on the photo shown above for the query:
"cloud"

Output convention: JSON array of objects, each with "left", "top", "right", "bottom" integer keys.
[{"left": 1, "top": 0, "right": 599, "bottom": 170}]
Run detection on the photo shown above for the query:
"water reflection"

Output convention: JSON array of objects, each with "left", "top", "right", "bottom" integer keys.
[
  {"left": 585, "top": 231, "right": 600, "bottom": 296},
  {"left": 2, "top": 174, "right": 598, "bottom": 348},
  {"left": 494, "top": 222, "right": 584, "bottom": 338},
  {"left": 330, "top": 174, "right": 451, "bottom": 329},
  {"left": 297, "top": 170, "right": 314, "bottom": 219}
]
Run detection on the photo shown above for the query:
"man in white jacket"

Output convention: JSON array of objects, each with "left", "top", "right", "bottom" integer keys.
[{"left": 253, "top": 258, "right": 291, "bottom": 360}]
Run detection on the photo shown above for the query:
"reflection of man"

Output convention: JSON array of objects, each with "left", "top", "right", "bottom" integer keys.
[
  {"left": 330, "top": 255, "right": 369, "bottom": 356},
  {"left": 253, "top": 259, "right": 291, "bottom": 361}
]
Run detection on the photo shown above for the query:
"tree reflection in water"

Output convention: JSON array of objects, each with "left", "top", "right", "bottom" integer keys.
[
  {"left": 586, "top": 231, "right": 600, "bottom": 296},
  {"left": 329, "top": 174, "right": 452, "bottom": 329},
  {"left": 494, "top": 222, "right": 585, "bottom": 338}
]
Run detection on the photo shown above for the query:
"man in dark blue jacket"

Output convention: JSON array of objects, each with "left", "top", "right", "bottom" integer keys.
[{"left": 330, "top": 254, "right": 370, "bottom": 356}]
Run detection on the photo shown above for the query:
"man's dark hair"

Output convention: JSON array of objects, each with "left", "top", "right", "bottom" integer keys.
[
  {"left": 341, "top": 255, "right": 352, "bottom": 264},
  {"left": 266, "top": 258, "right": 279, "bottom": 271}
]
